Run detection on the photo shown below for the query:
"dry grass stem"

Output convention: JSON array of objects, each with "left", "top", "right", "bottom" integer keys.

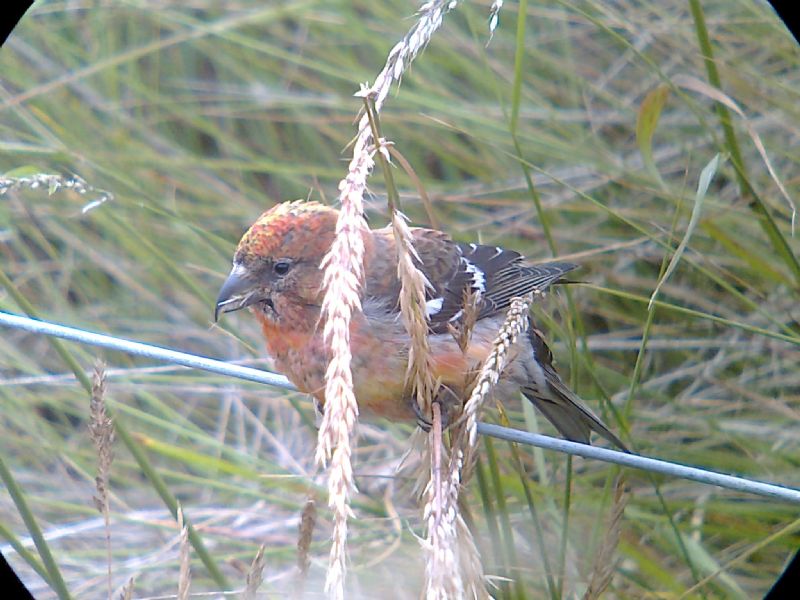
[
  {"left": 423, "top": 403, "right": 464, "bottom": 599},
  {"left": 390, "top": 241, "right": 483, "bottom": 596},
  {"left": 423, "top": 421, "right": 488, "bottom": 598},
  {"left": 582, "top": 476, "right": 629, "bottom": 600},
  {"left": 425, "top": 293, "right": 540, "bottom": 597},
  {"left": 433, "top": 421, "right": 489, "bottom": 598},
  {"left": 317, "top": 2, "right": 459, "bottom": 598},
  {"left": 385, "top": 145, "right": 439, "bottom": 228},
  {"left": 243, "top": 544, "right": 266, "bottom": 600},
  {"left": 295, "top": 497, "right": 317, "bottom": 600},
  {"left": 176, "top": 506, "right": 191, "bottom": 600},
  {"left": 88, "top": 360, "right": 114, "bottom": 600},
  {"left": 384, "top": 147, "right": 462, "bottom": 597}
]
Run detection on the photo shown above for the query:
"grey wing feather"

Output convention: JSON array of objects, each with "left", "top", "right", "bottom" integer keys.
[
  {"left": 367, "top": 229, "right": 579, "bottom": 335},
  {"left": 427, "top": 241, "right": 578, "bottom": 333}
]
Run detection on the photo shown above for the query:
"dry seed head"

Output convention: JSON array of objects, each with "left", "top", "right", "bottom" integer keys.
[
  {"left": 392, "top": 210, "right": 436, "bottom": 413},
  {"left": 297, "top": 498, "right": 317, "bottom": 578},
  {"left": 317, "top": 3, "right": 458, "bottom": 597},
  {"left": 464, "top": 294, "right": 533, "bottom": 455},
  {"left": 119, "top": 576, "right": 136, "bottom": 600},
  {"left": 244, "top": 545, "right": 267, "bottom": 600},
  {"left": 317, "top": 152, "right": 369, "bottom": 600}
]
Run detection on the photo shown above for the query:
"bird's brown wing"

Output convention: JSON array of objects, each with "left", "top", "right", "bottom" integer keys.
[{"left": 366, "top": 227, "right": 578, "bottom": 334}]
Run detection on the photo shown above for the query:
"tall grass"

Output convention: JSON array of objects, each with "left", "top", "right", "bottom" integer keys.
[{"left": 1, "top": 0, "right": 798, "bottom": 597}]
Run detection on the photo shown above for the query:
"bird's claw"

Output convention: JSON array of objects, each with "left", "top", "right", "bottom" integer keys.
[
  {"left": 411, "top": 395, "right": 455, "bottom": 432},
  {"left": 410, "top": 397, "right": 432, "bottom": 431}
]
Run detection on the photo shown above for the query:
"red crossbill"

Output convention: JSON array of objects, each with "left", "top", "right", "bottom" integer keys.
[{"left": 216, "top": 200, "right": 625, "bottom": 450}]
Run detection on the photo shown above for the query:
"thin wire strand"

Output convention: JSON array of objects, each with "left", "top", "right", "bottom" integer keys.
[{"left": 2, "top": 310, "right": 798, "bottom": 505}]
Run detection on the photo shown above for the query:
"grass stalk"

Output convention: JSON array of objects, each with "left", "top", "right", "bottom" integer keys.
[
  {"left": 0, "top": 267, "right": 230, "bottom": 591},
  {"left": 0, "top": 456, "right": 71, "bottom": 599},
  {"left": 688, "top": 0, "right": 800, "bottom": 286}
]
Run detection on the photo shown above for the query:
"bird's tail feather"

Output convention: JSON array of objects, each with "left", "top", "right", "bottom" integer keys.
[{"left": 522, "top": 386, "right": 628, "bottom": 452}]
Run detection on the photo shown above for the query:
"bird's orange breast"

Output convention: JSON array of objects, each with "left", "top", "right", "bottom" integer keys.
[
  {"left": 255, "top": 311, "right": 413, "bottom": 420},
  {"left": 254, "top": 310, "right": 505, "bottom": 423}
]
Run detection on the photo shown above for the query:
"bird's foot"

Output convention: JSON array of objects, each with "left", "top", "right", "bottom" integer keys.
[
  {"left": 410, "top": 388, "right": 461, "bottom": 432},
  {"left": 412, "top": 398, "right": 434, "bottom": 432}
]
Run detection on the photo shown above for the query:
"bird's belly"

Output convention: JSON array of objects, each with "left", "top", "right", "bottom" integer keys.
[{"left": 350, "top": 327, "right": 414, "bottom": 420}]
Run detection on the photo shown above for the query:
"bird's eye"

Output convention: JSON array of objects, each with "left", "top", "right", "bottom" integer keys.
[{"left": 273, "top": 260, "right": 291, "bottom": 276}]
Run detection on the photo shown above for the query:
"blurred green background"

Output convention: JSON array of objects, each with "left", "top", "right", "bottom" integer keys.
[{"left": 1, "top": 0, "right": 798, "bottom": 598}]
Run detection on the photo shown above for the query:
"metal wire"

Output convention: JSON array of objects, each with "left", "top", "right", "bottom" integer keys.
[{"left": 2, "top": 310, "right": 799, "bottom": 504}]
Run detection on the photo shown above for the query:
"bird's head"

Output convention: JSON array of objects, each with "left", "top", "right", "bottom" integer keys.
[{"left": 215, "top": 200, "right": 339, "bottom": 323}]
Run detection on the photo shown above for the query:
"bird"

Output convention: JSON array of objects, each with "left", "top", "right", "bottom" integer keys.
[{"left": 215, "top": 200, "right": 626, "bottom": 450}]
